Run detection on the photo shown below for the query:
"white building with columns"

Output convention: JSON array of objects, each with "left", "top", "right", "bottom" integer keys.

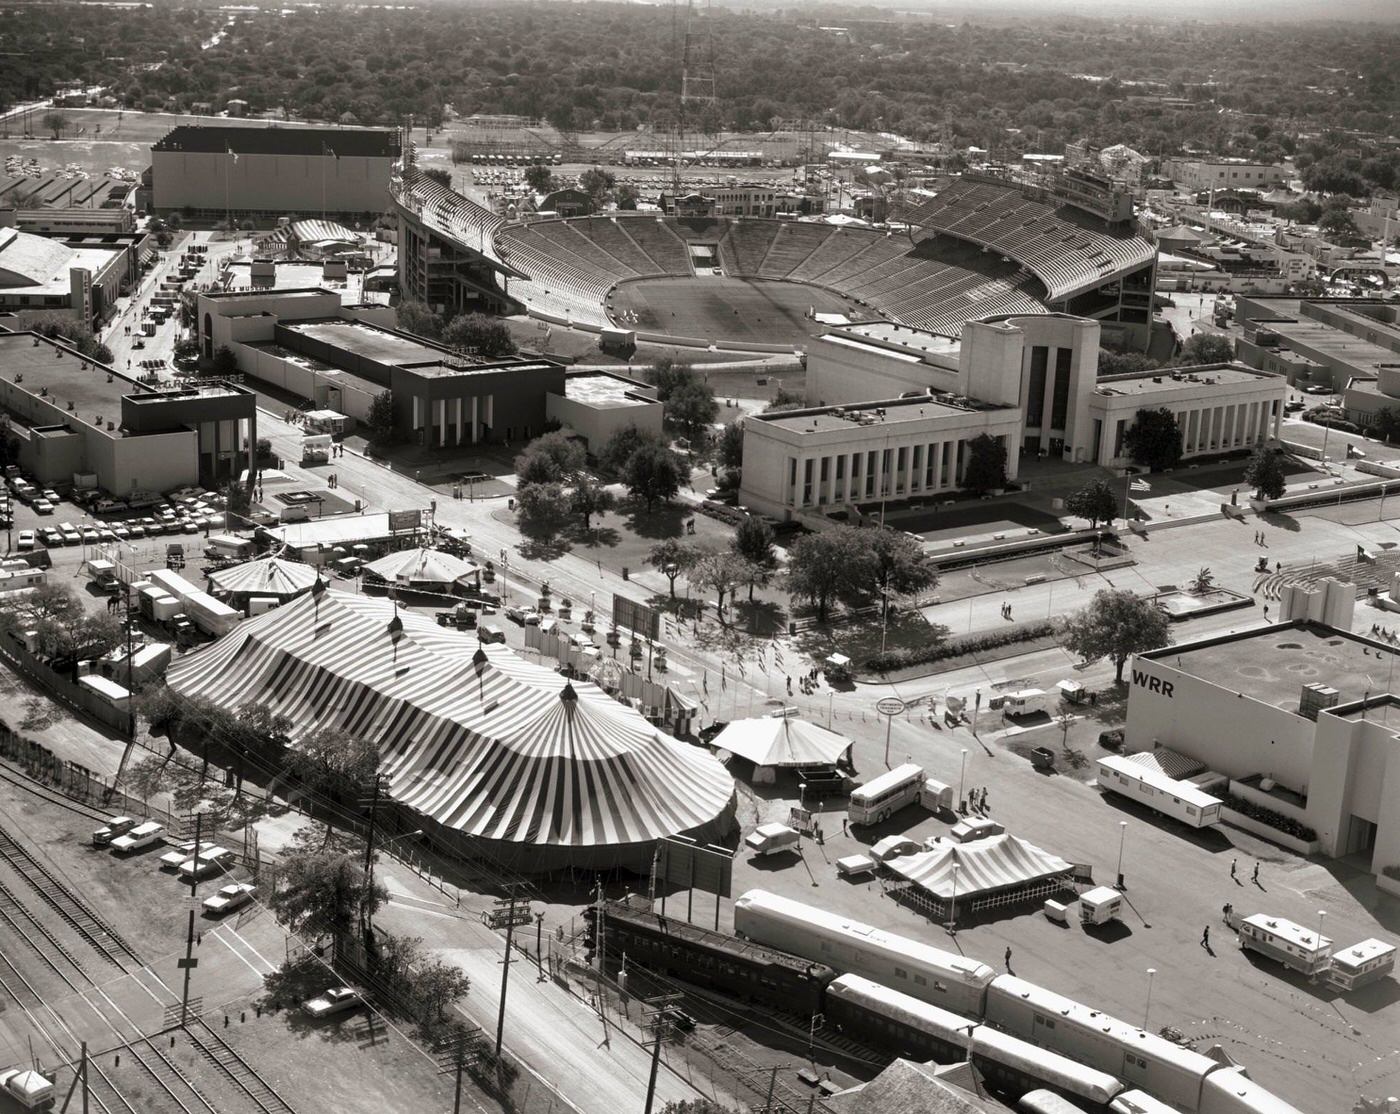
[{"left": 738, "top": 395, "right": 1022, "bottom": 518}]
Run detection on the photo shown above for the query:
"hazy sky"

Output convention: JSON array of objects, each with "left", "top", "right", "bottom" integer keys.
[{"left": 881, "top": 0, "right": 1400, "bottom": 20}]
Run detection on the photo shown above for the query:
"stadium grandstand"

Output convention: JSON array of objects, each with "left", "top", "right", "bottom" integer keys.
[{"left": 391, "top": 162, "right": 1156, "bottom": 348}]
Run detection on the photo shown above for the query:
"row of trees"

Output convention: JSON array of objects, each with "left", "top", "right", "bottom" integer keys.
[{"left": 394, "top": 302, "right": 518, "bottom": 359}]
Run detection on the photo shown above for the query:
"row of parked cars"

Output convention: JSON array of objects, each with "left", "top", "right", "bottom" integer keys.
[{"left": 89, "top": 814, "right": 367, "bottom": 1019}]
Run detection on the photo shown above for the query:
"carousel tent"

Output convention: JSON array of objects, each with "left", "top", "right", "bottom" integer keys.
[
  {"left": 886, "top": 835, "right": 1072, "bottom": 902},
  {"left": 207, "top": 555, "right": 320, "bottom": 601},
  {"left": 363, "top": 547, "right": 480, "bottom": 591},
  {"left": 710, "top": 717, "right": 851, "bottom": 769},
  {"left": 165, "top": 588, "right": 735, "bottom": 871}
]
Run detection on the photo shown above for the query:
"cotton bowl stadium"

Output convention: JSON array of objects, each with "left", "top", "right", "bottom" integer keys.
[{"left": 390, "top": 167, "right": 1158, "bottom": 352}]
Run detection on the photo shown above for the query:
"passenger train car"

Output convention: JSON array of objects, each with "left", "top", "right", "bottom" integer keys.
[{"left": 733, "top": 888, "right": 996, "bottom": 1016}]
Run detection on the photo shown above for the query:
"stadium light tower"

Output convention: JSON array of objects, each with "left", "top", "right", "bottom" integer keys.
[{"left": 671, "top": 0, "right": 717, "bottom": 197}]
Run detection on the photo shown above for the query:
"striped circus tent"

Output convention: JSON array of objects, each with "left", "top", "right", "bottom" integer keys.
[
  {"left": 885, "top": 835, "right": 1072, "bottom": 902},
  {"left": 165, "top": 587, "right": 735, "bottom": 872},
  {"left": 206, "top": 556, "right": 320, "bottom": 601},
  {"left": 363, "top": 547, "right": 480, "bottom": 590}
]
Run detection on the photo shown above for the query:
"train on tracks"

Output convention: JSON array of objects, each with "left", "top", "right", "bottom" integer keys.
[{"left": 589, "top": 890, "right": 1305, "bottom": 1114}]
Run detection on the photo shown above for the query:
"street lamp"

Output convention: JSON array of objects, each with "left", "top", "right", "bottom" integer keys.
[
  {"left": 944, "top": 862, "right": 960, "bottom": 935},
  {"left": 798, "top": 782, "right": 806, "bottom": 811},
  {"left": 1115, "top": 821, "right": 1128, "bottom": 890},
  {"left": 1143, "top": 968, "right": 1157, "bottom": 1030},
  {"left": 958, "top": 748, "right": 969, "bottom": 812},
  {"left": 1315, "top": 910, "right": 1328, "bottom": 973}
]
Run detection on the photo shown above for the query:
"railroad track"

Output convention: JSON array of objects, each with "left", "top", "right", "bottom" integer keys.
[
  {"left": 0, "top": 876, "right": 90, "bottom": 983},
  {"left": 0, "top": 760, "right": 113, "bottom": 822},
  {"left": 184, "top": 1020, "right": 298, "bottom": 1114},
  {"left": 0, "top": 822, "right": 143, "bottom": 968},
  {"left": 134, "top": 1037, "right": 217, "bottom": 1114}
]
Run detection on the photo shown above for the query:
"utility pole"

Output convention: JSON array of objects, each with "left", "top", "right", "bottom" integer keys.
[
  {"left": 360, "top": 774, "right": 387, "bottom": 941},
  {"left": 640, "top": 994, "right": 683, "bottom": 1114},
  {"left": 493, "top": 887, "right": 527, "bottom": 1056},
  {"left": 58, "top": 1041, "right": 89, "bottom": 1113},
  {"left": 435, "top": 1026, "right": 481, "bottom": 1114},
  {"left": 178, "top": 813, "right": 202, "bottom": 1027}
]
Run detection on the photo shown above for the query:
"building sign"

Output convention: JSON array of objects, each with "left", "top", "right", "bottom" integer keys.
[
  {"left": 612, "top": 594, "right": 661, "bottom": 642},
  {"left": 1131, "top": 668, "right": 1175, "bottom": 698},
  {"left": 388, "top": 509, "right": 422, "bottom": 533}
]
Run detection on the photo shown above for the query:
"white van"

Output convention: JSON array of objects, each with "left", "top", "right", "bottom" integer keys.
[
  {"left": 847, "top": 763, "right": 924, "bottom": 826},
  {"left": 478, "top": 623, "right": 506, "bottom": 645},
  {"left": 744, "top": 823, "right": 800, "bottom": 857}
]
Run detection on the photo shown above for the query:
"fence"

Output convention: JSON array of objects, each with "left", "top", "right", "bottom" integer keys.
[{"left": 0, "top": 635, "right": 131, "bottom": 734}]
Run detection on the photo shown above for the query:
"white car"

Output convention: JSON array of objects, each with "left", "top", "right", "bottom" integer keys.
[
  {"left": 177, "top": 846, "right": 233, "bottom": 879},
  {"left": 32, "top": 499, "right": 54, "bottom": 515},
  {"left": 110, "top": 821, "right": 165, "bottom": 854},
  {"left": 16, "top": 530, "right": 35, "bottom": 551},
  {"left": 159, "top": 840, "right": 210, "bottom": 870},
  {"left": 870, "top": 835, "right": 921, "bottom": 863},
  {"left": 302, "top": 986, "right": 364, "bottom": 1019},
  {"left": 202, "top": 882, "right": 255, "bottom": 916},
  {"left": 92, "top": 816, "right": 137, "bottom": 847}
]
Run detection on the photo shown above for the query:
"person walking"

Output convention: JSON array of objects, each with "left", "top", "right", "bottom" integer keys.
[
  {"left": 1201, "top": 925, "right": 1210, "bottom": 949},
  {"left": 981, "top": 788, "right": 990, "bottom": 812},
  {"left": 1230, "top": 858, "right": 1238, "bottom": 880},
  {"left": 841, "top": 817, "right": 848, "bottom": 837},
  {"left": 1004, "top": 946, "right": 1012, "bottom": 971},
  {"left": 1252, "top": 862, "right": 1260, "bottom": 884}
]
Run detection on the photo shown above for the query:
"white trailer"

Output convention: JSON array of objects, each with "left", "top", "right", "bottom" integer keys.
[
  {"left": 1238, "top": 914, "right": 1332, "bottom": 976},
  {"left": 1096, "top": 754, "right": 1222, "bottom": 828},
  {"left": 848, "top": 763, "right": 923, "bottom": 826}
]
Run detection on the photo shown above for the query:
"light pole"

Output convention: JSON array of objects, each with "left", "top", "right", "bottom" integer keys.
[
  {"left": 1143, "top": 968, "right": 1156, "bottom": 1030},
  {"left": 1315, "top": 910, "right": 1328, "bottom": 974},
  {"left": 958, "top": 748, "right": 969, "bottom": 812},
  {"left": 536, "top": 911, "right": 547, "bottom": 982},
  {"left": 1115, "top": 821, "right": 1128, "bottom": 890},
  {"left": 944, "top": 862, "right": 960, "bottom": 935}
]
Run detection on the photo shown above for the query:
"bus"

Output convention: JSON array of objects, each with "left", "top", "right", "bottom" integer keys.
[{"left": 848, "top": 763, "right": 924, "bottom": 826}]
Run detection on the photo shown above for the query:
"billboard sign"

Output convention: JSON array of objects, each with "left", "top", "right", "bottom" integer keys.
[
  {"left": 388, "top": 509, "right": 422, "bottom": 533},
  {"left": 612, "top": 594, "right": 661, "bottom": 642}
]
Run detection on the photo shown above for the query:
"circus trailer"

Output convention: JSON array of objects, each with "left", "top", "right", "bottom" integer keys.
[
  {"left": 1078, "top": 886, "right": 1122, "bottom": 926},
  {"left": 302, "top": 433, "right": 332, "bottom": 465}
]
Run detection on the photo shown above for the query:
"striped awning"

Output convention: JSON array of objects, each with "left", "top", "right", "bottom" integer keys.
[
  {"left": 886, "top": 835, "right": 1072, "bottom": 900},
  {"left": 206, "top": 556, "right": 320, "bottom": 598},
  {"left": 710, "top": 716, "right": 851, "bottom": 768},
  {"left": 363, "top": 547, "right": 479, "bottom": 586},
  {"left": 165, "top": 589, "right": 734, "bottom": 852}
]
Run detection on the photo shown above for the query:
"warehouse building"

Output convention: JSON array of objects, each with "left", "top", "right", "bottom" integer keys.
[
  {"left": 1126, "top": 617, "right": 1400, "bottom": 883},
  {"left": 0, "top": 331, "right": 256, "bottom": 493},
  {"left": 0, "top": 227, "right": 140, "bottom": 326},
  {"left": 1235, "top": 296, "right": 1399, "bottom": 400},
  {"left": 151, "top": 125, "right": 400, "bottom": 221}
]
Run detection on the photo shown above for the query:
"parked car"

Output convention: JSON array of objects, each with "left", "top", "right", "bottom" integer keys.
[
  {"left": 177, "top": 846, "right": 234, "bottom": 879},
  {"left": 110, "top": 821, "right": 165, "bottom": 854},
  {"left": 32, "top": 499, "right": 54, "bottom": 515},
  {"left": 302, "top": 986, "right": 364, "bottom": 1019},
  {"left": 202, "top": 882, "right": 256, "bottom": 916},
  {"left": 504, "top": 605, "right": 526, "bottom": 624},
  {"left": 16, "top": 530, "right": 35, "bottom": 550},
  {"left": 159, "top": 840, "right": 210, "bottom": 870},
  {"left": 92, "top": 816, "right": 137, "bottom": 847}
]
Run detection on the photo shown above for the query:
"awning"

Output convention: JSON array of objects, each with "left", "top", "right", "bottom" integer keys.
[
  {"left": 710, "top": 716, "right": 852, "bottom": 768},
  {"left": 886, "top": 834, "right": 1072, "bottom": 900}
]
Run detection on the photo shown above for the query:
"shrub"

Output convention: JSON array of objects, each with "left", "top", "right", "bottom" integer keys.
[
  {"left": 1221, "top": 794, "right": 1317, "bottom": 842},
  {"left": 865, "top": 619, "right": 1055, "bottom": 672},
  {"left": 1382, "top": 863, "right": 1400, "bottom": 881}
]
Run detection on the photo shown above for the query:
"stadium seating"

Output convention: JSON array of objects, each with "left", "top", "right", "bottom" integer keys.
[
  {"left": 787, "top": 229, "right": 875, "bottom": 283},
  {"left": 582, "top": 219, "right": 668, "bottom": 276},
  {"left": 616, "top": 217, "right": 695, "bottom": 274},
  {"left": 721, "top": 220, "right": 781, "bottom": 276},
  {"left": 757, "top": 223, "right": 837, "bottom": 279}
]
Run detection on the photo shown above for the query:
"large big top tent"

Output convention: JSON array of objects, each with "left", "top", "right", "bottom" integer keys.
[
  {"left": 886, "top": 835, "right": 1073, "bottom": 915},
  {"left": 710, "top": 717, "right": 851, "bottom": 770},
  {"left": 166, "top": 587, "right": 735, "bottom": 871}
]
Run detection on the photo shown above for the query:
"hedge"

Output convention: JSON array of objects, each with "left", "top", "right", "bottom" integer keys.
[
  {"left": 1221, "top": 793, "right": 1317, "bottom": 842},
  {"left": 866, "top": 619, "right": 1057, "bottom": 673}
]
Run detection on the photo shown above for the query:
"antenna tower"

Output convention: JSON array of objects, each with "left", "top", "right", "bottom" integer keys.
[{"left": 672, "top": 0, "right": 717, "bottom": 196}]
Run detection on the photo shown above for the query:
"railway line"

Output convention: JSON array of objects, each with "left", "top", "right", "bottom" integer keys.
[
  {"left": 0, "top": 760, "right": 112, "bottom": 822},
  {"left": 0, "top": 817, "right": 299, "bottom": 1114}
]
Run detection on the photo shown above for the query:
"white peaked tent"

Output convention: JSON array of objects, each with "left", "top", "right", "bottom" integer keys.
[
  {"left": 710, "top": 717, "right": 852, "bottom": 774},
  {"left": 886, "top": 834, "right": 1072, "bottom": 910},
  {"left": 363, "top": 547, "right": 480, "bottom": 591},
  {"left": 165, "top": 588, "right": 735, "bottom": 871},
  {"left": 207, "top": 555, "right": 320, "bottom": 602}
]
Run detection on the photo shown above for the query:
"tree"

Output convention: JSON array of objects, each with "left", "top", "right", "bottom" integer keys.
[
  {"left": 515, "top": 430, "right": 586, "bottom": 485},
  {"left": 866, "top": 528, "right": 937, "bottom": 601},
  {"left": 614, "top": 183, "right": 640, "bottom": 210},
  {"left": 222, "top": 478, "right": 251, "bottom": 522},
  {"left": 645, "top": 357, "right": 695, "bottom": 402},
  {"left": 691, "top": 549, "right": 749, "bottom": 622},
  {"left": 284, "top": 726, "right": 379, "bottom": 810},
  {"left": 962, "top": 433, "right": 1007, "bottom": 494},
  {"left": 1064, "top": 479, "right": 1119, "bottom": 529},
  {"left": 1059, "top": 588, "right": 1172, "bottom": 684},
  {"left": 1123, "top": 408, "right": 1182, "bottom": 471},
  {"left": 523, "top": 164, "right": 555, "bottom": 194},
  {"left": 209, "top": 345, "right": 239, "bottom": 379},
  {"left": 716, "top": 422, "right": 744, "bottom": 472},
  {"left": 173, "top": 337, "right": 199, "bottom": 362},
  {"left": 268, "top": 847, "right": 387, "bottom": 943},
  {"left": 579, "top": 165, "right": 615, "bottom": 207},
  {"left": 764, "top": 387, "right": 806, "bottom": 414},
  {"left": 623, "top": 444, "right": 683, "bottom": 510},
  {"left": 666, "top": 381, "right": 719, "bottom": 444},
  {"left": 598, "top": 425, "right": 668, "bottom": 478},
  {"left": 41, "top": 110, "right": 67, "bottom": 139},
  {"left": 1319, "top": 207, "right": 1360, "bottom": 239},
  {"left": 224, "top": 703, "right": 293, "bottom": 792},
  {"left": 441, "top": 313, "right": 517, "bottom": 359},
  {"left": 421, "top": 167, "right": 451, "bottom": 187},
  {"left": 1244, "top": 445, "right": 1288, "bottom": 501},
  {"left": 1176, "top": 332, "right": 1234, "bottom": 366},
  {"left": 395, "top": 299, "right": 442, "bottom": 340},
  {"left": 515, "top": 482, "right": 570, "bottom": 534},
  {"left": 1098, "top": 349, "right": 1159, "bottom": 375},
  {"left": 648, "top": 539, "right": 697, "bottom": 598},
  {"left": 785, "top": 526, "right": 875, "bottom": 621},
  {"left": 570, "top": 475, "right": 615, "bottom": 531},
  {"left": 732, "top": 516, "right": 775, "bottom": 568},
  {"left": 366, "top": 390, "right": 394, "bottom": 442}
]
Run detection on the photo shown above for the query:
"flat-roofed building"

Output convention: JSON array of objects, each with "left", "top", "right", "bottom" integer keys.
[
  {"left": 1162, "top": 157, "right": 1289, "bottom": 191},
  {"left": 0, "top": 331, "right": 256, "bottom": 493},
  {"left": 151, "top": 125, "right": 400, "bottom": 220},
  {"left": 545, "top": 371, "right": 662, "bottom": 448},
  {"left": 0, "top": 227, "right": 135, "bottom": 326}
]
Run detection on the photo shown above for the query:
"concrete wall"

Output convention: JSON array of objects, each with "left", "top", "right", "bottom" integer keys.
[
  {"left": 1312, "top": 707, "right": 1400, "bottom": 868},
  {"left": 109, "top": 431, "right": 198, "bottom": 494},
  {"left": 153, "top": 151, "right": 393, "bottom": 215},
  {"left": 545, "top": 394, "right": 663, "bottom": 450},
  {"left": 1123, "top": 653, "right": 1316, "bottom": 794},
  {"left": 806, "top": 337, "right": 957, "bottom": 406}
]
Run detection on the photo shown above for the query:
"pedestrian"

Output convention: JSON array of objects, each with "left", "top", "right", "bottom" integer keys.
[
  {"left": 981, "top": 789, "right": 990, "bottom": 812},
  {"left": 1201, "top": 925, "right": 1210, "bottom": 948},
  {"left": 1263, "top": 605, "right": 1270, "bottom": 620},
  {"left": 787, "top": 676, "right": 793, "bottom": 695},
  {"left": 1004, "top": 946, "right": 1012, "bottom": 970},
  {"left": 1230, "top": 857, "right": 1237, "bottom": 880},
  {"left": 1276, "top": 561, "right": 1281, "bottom": 573},
  {"left": 841, "top": 817, "right": 848, "bottom": 836},
  {"left": 1252, "top": 862, "right": 1260, "bottom": 884}
]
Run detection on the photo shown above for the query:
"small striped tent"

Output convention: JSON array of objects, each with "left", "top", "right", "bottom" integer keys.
[
  {"left": 206, "top": 556, "right": 320, "bottom": 602},
  {"left": 166, "top": 588, "right": 735, "bottom": 871}
]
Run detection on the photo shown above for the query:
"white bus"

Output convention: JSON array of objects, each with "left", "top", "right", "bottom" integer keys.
[
  {"left": 1095, "top": 755, "right": 1222, "bottom": 829},
  {"left": 848, "top": 763, "right": 924, "bottom": 826}
]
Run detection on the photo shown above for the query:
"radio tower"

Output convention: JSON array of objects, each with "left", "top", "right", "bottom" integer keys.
[{"left": 672, "top": 0, "right": 716, "bottom": 196}]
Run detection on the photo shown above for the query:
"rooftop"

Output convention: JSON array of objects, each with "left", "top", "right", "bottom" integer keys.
[
  {"left": 281, "top": 319, "right": 448, "bottom": 366},
  {"left": 757, "top": 393, "right": 1002, "bottom": 434},
  {"left": 1094, "top": 363, "right": 1278, "bottom": 397},
  {"left": 153, "top": 124, "right": 399, "bottom": 159},
  {"left": 0, "top": 229, "right": 124, "bottom": 295},
  {"left": 0, "top": 331, "right": 143, "bottom": 420},
  {"left": 561, "top": 373, "right": 653, "bottom": 409},
  {"left": 1144, "top": 622, "right": 1400, "bottom": 715},
  {"left": 1262, "top": 319, "right": 1394, "bottom": 374}
]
